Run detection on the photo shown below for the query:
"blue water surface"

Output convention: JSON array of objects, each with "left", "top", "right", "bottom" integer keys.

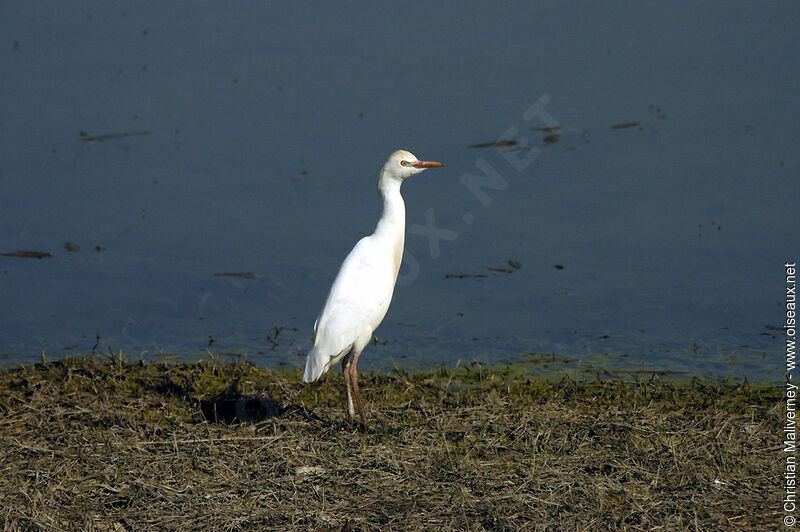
[{"left": 1, "top": 3, "right": 798, "bottom": 382}]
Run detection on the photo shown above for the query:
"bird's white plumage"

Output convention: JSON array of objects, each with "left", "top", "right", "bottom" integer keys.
[
  {"left": 304, "top": 234, "right": 398, "bottom": 381},
  {"left": 302, "top": 150, "right": 437, "bottom": 384}
]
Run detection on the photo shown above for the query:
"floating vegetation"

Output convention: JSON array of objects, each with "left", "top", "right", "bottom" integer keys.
[
  {"left": 523, "top": 351, "right": 575, "bottom": 364},
  {"left": 265, "top": 325, "right": 284, "bottom": 349},
  {"left": 697, "top": 220, "right": 723, "bottom": 238},
  {"left": 78, "top": 130, "right": 151, "bottom": 143},
  {"left": 213, "top": 272, "right": 255, "bottom": 279},
  {"left": 449, "top": 260, "right": 522, "bottom": 278},
  {"left": 610, "top": 121, "right": 641, "bottom": 130},
  {"left": 610, "top": 107, "right": 666, "bottom": 131},
  {"left": 466, "top": 140, "right": 518, "bottom": 149},
  {"left": 463, "top": 106, "right": 669, "bottom": 158},
  {"left": 64, "top": 242, "right": 79, "bottom": 252},
  {"left": 0, "top": 250, "right": 53, "bottom": 259}
]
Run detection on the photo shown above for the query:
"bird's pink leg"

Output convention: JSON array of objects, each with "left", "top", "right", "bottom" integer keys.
[
  {"left": 349, "top": 349, "right": 368, "bottom": 426},
  {"left": 341, "top": 351, "right": 355, "bottom": 420}
]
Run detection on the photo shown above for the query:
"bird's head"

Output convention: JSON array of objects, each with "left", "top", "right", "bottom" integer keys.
[{"left": 379, "top": 150, "right": 444, "bottom": 184}]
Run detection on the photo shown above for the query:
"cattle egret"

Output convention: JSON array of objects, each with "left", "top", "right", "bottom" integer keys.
[{"left": 302, "top": 150, "right": 444, "bottom": 425}]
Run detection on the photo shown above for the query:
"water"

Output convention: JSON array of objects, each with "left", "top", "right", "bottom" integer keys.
[{"left": 2, "top": 3, "right": 797, "bottom": 382}]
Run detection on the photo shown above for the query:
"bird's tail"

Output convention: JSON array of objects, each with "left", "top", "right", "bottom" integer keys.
[{"left": 302, "top": 346, "right": 325, "bottom": 383}]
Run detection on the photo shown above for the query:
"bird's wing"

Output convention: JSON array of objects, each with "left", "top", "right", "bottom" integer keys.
[{"left": 305, "top": 236, "right": 396, "bottom": 379}]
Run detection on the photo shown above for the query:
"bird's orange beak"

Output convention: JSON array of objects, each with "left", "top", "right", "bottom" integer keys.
[{"left": 412, "top": 160, "right": 444, "bottom": 168}]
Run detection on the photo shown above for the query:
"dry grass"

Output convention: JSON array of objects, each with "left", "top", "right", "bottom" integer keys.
[{"left": 0, "top": 356, "right": 782, "bottom": 531}]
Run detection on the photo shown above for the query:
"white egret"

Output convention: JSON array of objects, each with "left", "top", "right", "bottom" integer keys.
[{"left": 302, "top": 150, "right": 444, "bottom": 425}]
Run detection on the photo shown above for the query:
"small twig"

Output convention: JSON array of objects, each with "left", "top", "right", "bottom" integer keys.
[{"left": 80, "top": 435, "right": 284, "bottom": 447}]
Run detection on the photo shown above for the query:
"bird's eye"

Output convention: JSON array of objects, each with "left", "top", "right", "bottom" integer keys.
[{"left": 400, "top": 160, "right": 407, "bottom": 167}]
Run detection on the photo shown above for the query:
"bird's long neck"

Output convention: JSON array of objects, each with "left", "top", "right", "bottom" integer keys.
[{"left": 374, "top": 178, "right": 406, "bottom": 279}]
